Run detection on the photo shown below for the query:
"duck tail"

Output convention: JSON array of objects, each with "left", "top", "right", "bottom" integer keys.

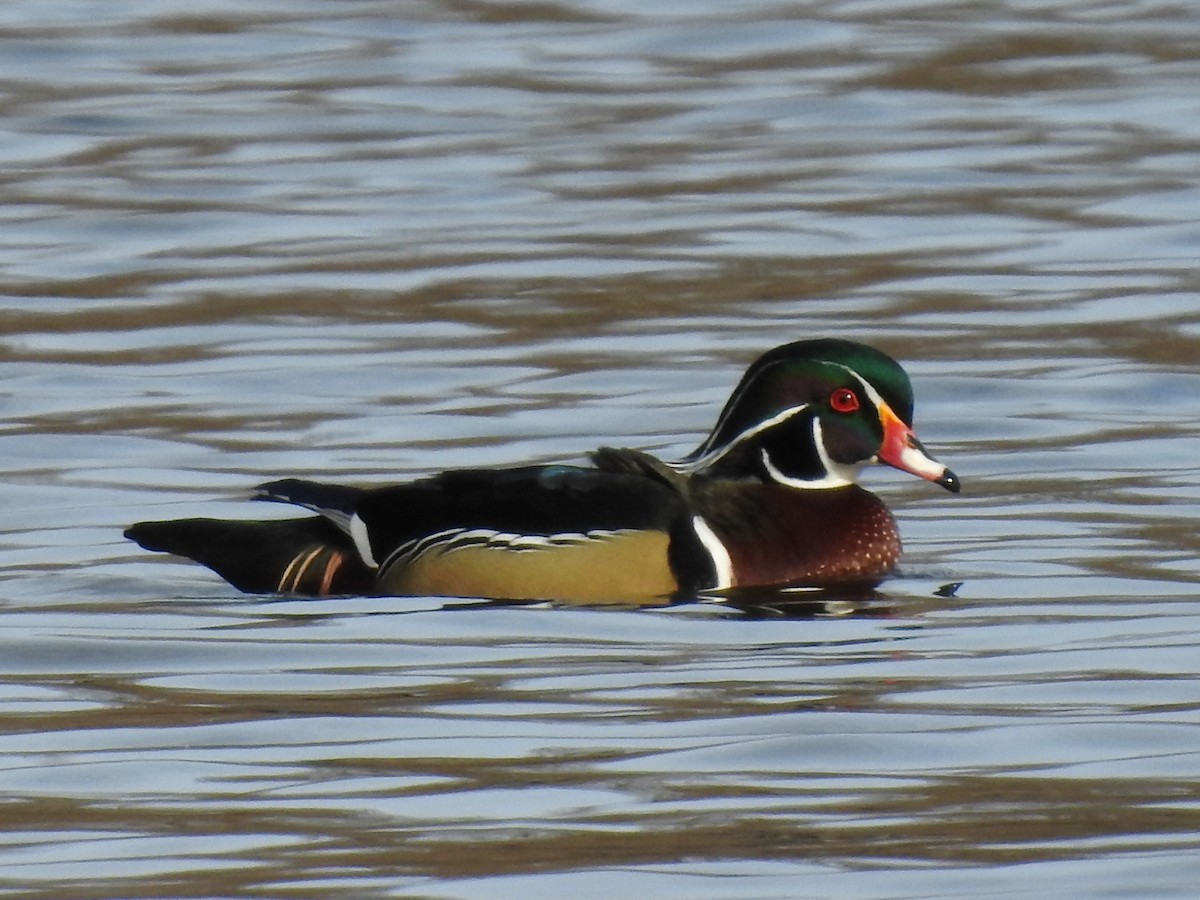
[{"left": 124, "top": 516, "right": 375, "bottom": 597}]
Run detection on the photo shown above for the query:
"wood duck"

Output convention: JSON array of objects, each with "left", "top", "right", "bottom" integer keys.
[{"left": 125, "top": 338, "right": 959, "bottom": 602}]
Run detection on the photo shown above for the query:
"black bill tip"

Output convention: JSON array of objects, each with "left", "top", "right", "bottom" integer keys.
[{"left": 936, "top": 468, "right": 961, "bottom": 494}]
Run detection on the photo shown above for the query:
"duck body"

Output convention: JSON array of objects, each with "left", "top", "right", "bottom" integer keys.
[{"left": 126, "top": 339, "right": 959, "bottom": 602}]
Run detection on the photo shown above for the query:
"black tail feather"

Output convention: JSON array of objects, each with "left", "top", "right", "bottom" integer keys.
[
  {"left": 254, "top": 478, "right": 364, "bottom": 519},
  {"left": 124, "top": 516, "right": 375, "bottom": 596}
]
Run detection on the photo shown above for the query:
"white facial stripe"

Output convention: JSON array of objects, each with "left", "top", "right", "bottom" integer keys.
[
  {"left": 811, "top": 418, "right": 864, "bottom": 485},
  {"left": 691, "top": 515, "right": 733, "bottom": 589},
  {"left": 684, "top": 403, "right": 811, "bottom": 471},
  {"left": 760, "top": 418, "right": 861, "bottom": 490}
]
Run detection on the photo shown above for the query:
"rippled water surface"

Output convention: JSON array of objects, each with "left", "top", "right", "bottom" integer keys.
[{"left": 3, "top": 1, "right": 1200, "bottom": 897}]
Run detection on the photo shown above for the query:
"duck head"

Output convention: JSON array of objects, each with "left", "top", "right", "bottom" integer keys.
[{"left": 681, "top": 338, "right": 959, "bottom": 493}]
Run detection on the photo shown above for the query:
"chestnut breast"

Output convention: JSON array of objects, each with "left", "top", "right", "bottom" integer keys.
[{"left": 697, "top": 483, "right": 900, "bottom": 587}]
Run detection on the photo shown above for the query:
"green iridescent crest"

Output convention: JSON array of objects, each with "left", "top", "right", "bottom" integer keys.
[{"left": 687, "top": 339, "right": 915, "bottom": 465}]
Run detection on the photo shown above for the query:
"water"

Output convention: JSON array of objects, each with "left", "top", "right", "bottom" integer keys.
[{"left": 2, "top": 1, "right": 1200, "bottom": 897}]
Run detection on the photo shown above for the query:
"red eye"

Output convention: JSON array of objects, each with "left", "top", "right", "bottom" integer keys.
[{"left": 830, "top": 388, "right": 860, "bottom": 413}]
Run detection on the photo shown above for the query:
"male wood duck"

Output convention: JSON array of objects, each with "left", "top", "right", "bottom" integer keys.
[{"left": 125, "top": 338, "right": 959, "bottom": 602}]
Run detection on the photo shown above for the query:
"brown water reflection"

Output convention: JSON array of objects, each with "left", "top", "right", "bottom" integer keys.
[
  {"left": 7, "top": 601, "right": 1200, "bottom": 900},
  {"left": 10, "top": 771, "right": 1200, "bottom": 899},
  {"left": 3, "top": 0, "right": 1200, "bottom": 897}
]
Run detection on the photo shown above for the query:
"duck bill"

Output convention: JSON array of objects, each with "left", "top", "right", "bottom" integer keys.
[{"left": 876, "top": 403, "right": 960, "bottom": 493}]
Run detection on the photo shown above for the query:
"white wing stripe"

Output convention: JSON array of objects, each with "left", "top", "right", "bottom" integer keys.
[
  {"left": 376, "top": 526, "right": 635, "bottom": 578},
  {"left": 692, "top": 516, "right": 733, "bottom": 590},
  {"left": 348, "top": 514, "right": 379, "bottom": 568}
]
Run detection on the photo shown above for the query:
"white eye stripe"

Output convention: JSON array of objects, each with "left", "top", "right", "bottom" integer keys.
[
  {"left": 689, "top": 369, "right": 770, "bottom": 459},
  {"left": 679, "top": 403, "right": 812, "bottom": 472},
  {"left": 826, "top": 363, "right": 896, "bottom": 420}
]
